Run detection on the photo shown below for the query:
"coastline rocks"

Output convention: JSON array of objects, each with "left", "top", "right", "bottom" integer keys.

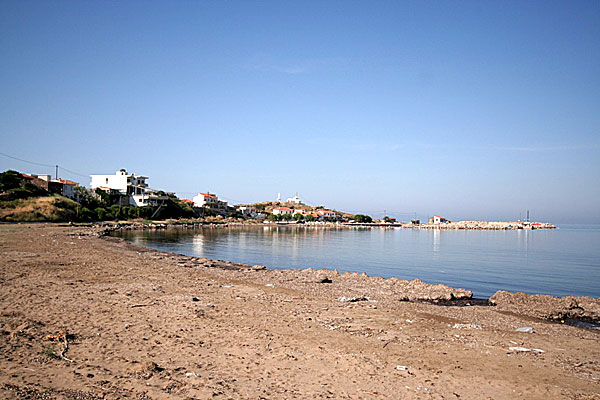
[
  {"left": 393, "top": 279, "right": 473, "bottom": 302},
  {"left": 489, "top": 291, "right": 600, "bottom": 324},
  {"left": 296, "top": 268, "right": 472, "bottom": 302}
]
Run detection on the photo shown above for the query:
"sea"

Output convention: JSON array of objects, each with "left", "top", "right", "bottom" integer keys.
[{"left": 116, "top": 224, "right": 600, "bottom": 299}]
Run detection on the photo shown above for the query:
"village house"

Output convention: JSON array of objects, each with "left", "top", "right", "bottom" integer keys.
[
  {"left": 236, "top": 206, "right": 256, "bottom": 217},
  {"left": 273, "top": 207, "right": 294, "bottom": 216},
  {"left": 193, "top": 192, "right": 229, "bottom": 211},
  {"left": 318, "top": 210, "right": 337, "bottom": 220},
  {"left": 428, "top": 215, "right": 448, "bottom": 224},
  {"left": 90, "top": 169, "right": 167, "bottom": 206},
  {"left": 235, "top": 206, "right": 266, "bottom": 220},
  {"left": 57, "top": 179, "right": 78, "bottom": 199},
  {"left": 22, "top": 173, "right": 78, "bottom": 199}
]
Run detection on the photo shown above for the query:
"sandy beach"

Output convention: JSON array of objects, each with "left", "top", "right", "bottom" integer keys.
[{"left": 1, "top": 223, "right": 599, "bottom": 399}]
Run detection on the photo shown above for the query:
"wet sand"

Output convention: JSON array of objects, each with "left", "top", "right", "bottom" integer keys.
[{"left": 0, "top": 223, "right": 598, "bottom": 399}]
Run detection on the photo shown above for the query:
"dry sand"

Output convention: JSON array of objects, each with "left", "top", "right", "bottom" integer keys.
[{"left": 0, "top": 223, "right": 598, "bottom": 399}]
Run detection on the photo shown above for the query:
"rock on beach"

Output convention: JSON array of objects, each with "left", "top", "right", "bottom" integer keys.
[{"left": 490, "top": 290, "right": 600, "bottom": 324}]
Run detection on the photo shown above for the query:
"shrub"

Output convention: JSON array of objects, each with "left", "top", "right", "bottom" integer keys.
[{"left": 96, "top": 207, "right": 107, "bottom": 220}]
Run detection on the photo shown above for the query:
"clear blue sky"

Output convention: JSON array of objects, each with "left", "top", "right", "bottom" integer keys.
[{"left": 1, "top": 1, "right": 599, "bottom": 223}]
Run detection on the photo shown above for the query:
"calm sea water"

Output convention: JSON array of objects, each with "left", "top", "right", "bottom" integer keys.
[{"left": 116, "top": 224, "right": 600, "bottom": 298}]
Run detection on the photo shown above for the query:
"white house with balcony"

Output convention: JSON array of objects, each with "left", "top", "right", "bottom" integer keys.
[{"left": 90, "top": 169, "right": 165, "bottom": 206}]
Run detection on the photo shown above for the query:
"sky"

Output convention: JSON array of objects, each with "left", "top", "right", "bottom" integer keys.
[{"left": 1, "top": 1, "right": 599, "bottom": 223}]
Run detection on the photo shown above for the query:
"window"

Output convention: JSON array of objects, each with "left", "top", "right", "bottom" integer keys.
[{"left": 105, "top": 178, "right": 109, "bottom": 184}]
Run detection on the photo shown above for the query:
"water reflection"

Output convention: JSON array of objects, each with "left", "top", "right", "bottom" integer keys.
[
  {"left": 432, "top": 229, "right": 440, "bottom": 254},
  {"left": 115, "top": 225, "right": 600, "bottom": 298}
]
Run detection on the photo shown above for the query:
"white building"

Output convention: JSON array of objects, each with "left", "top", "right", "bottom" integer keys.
[
  {"left": 286, "top": 194, "right": 302, "bottom": 204},
  {"left": 236, "top": 206, "right": 257, "bottom": 218},
  {"left": 90, "top": 169, "right": 163, "bottom": 206},
  {"left": 429, "top": 215, "right": 448, "bottom": 225},
  {"left": 193, "top": 192, "right": 229, "bottom": 210},
  {"left": 273, "top": 207, "right": 294, "bottom": 216},
  {"left": 57, "top": 179, "right": 78, "bottom": 199},
  {"left": 318, "top": 210, "right": 337, "bottom": 219}
]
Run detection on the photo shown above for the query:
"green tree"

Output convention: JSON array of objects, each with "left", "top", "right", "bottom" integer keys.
[
  {"left": 0, "top": 170, "right": 23, "bottom": 192},
  {"left": 353, "top": 214, "right": 372, "bottom": 223},
  {"left": 293, "top": 213, "right": 304, "bottom": 221}
]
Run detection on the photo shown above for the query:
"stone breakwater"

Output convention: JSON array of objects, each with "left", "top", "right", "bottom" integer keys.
[{"left": 407, "top": 221, "right": 557, "bottom": 230}]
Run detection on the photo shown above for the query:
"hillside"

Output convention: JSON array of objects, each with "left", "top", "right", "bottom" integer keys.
[
  {"left": 238, "top": 201, "right": 355, "bottom": 218},
  {"left": 0, "top": 195, "right": 78, "bottom": 222}
]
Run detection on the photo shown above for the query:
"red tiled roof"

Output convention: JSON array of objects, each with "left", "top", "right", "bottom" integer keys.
[
  {"left": 200, "top": 193, "right": 217, "bottom": 198},
  {"left": 58, "top": 179, "right": 78, "bottom": 185},
  {"left": 181, "top": 199, "right": 194, "bottom": 204}
]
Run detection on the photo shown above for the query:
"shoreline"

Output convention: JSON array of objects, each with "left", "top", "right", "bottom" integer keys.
[
  {"left": 108, "top": 224, "right": 599, "bottom": 326},
  {"left": 72, "top": 219, "right": 559, "bottom": 233},
  {"left": 109, "top": 221, "right": 597, "bottom": 300},
  {"left": 1, "top": 223, "right": 598, "bottom": 399}
]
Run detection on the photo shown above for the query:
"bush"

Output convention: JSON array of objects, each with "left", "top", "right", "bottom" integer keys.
[
  {"left": 138, "top": 206, "right": 154, "bottom": 219},
  {"left": 126, "top": 206, "right": 139, "bottom": 219},
  {"left": 79, "top": 207, "right": 95, "bottom": 221},
  {"left": 96, "top": 208, "right": 107, "bottom": 220},
  {"left": 0, "top": 170, "right": 23, "bottom": 192}
]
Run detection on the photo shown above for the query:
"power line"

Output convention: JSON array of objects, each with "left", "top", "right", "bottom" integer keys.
[
  {"left": 0, "top": 151, "right": 54, "bottom": 168},
  {"left": 0, "top": 151, "right": 89, "bottom": 179},
  {"left": 58, "top": 166, "right": 89, "bottom": 178}
]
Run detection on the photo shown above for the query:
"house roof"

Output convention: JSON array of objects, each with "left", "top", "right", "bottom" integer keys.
[
  {"left": 58, "top": 179, "right": 78, "bottom": 186},
  {"left": 274, "top": 207, "right": 293, "bottom": 211},
  {"left": 200, "top": 193, "right": 217, "bottom": 198},
  {"left": 318, "top": 210, "right": 335, "bottom": 214},
  {"left": 181, "top": 199, "right": 194, "bottom": 204}
]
